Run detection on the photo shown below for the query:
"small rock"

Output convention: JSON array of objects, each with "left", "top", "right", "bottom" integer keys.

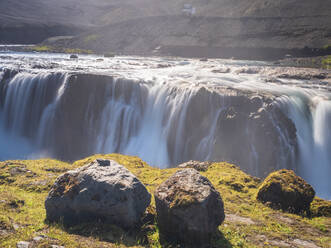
[
  {"left": 257, "top": 169, "right": 315, "bottom": 213},
  {"left": 177, "top": 160, "right": 211, "bottom": 172},
  {"left": 16, "top": 241, "right": 30, "bottom": 248},
  {"left": 51, "top": 245, "right": 65, "bottom": 248},
  {"left": 211, "top": 68, "right": 230, "bottom": 73},
  {"left": 155, "top": 168, "right": 225, "bottom": 247},
  {"left": 104, "top": 53, "right": 115, "bottom": 58},
  {"left": 45, "top": 159, "right": 151, "bottom": 228},
  {"left": 69, "top": 54, "right": 78, "bottom": 59},
  {"left": 235, "top": 67, "right": 261, "bottom": 74},
  {"left": 292, "top": 239, "right": 321, "bottom": 248},
  {"left": 33, "top": 235, "right": 47, "bottom": 242},
  {"left": 9, "top": 167, "right": 28, "bottom": 176},
  {"left": 12, "top": 223, "right": 21, "bottom": 230}
]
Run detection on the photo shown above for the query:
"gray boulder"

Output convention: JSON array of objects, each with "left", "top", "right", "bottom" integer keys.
[
  {"left": 178, "top": 160, "right": 211, "bottom": 172},
  {"left": 154, "top": 168, "right": 225, "bottom": 247},
  {"left": 45, "top": 159, "right": 151, "bottom": 228}
]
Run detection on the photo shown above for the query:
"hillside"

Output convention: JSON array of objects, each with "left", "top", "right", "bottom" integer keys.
[
  {"left": 1, "top": 0, "right": 330, "bottom": 58},
  {"left": 0, "top": 154, "right": 330, "bottom": 247}
]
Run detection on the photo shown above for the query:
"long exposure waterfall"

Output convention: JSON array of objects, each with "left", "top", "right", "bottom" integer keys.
[{"left": 0, "top": 53, "right": 330, "bottom": 199}]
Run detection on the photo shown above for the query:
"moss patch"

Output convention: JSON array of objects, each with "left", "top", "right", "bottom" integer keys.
[
  {"left": 321, "top": 55, "right": 331, "bottom": 69},
  {"left": 25, "top": 46, "right": 94, "bottom": 54},
  {"left": 311, "top": 197, "right": 331, "bottom": 218}
]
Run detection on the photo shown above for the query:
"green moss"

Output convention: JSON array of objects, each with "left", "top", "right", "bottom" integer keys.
[
  {"left": 258, "top": 169, "right": 314, "bottom": 197},
  {"left": 26, "top": 46, "right": 93, "bottom": 55},
  {"left": 169, "top": 191, "right": 197, "bottom": 209},
  {"left": 311, "top": 197, "right": 331, "bottom": 217},
  {"left": 32, "top": 45, "right": 53, "bottom": 52},
  {"left": 64, "top": 48, "right": 93, "bottom": 54},
  {"left": 321, "top": 55, "right": 331, "bottom": 69},
  {"left": 104, "top": 52, "right": 116, "bottom": 58},
  {"left": 322, "top": 44, "right": 331, "bottom": 50},
  {"left": 84, "top": 34, "right": 100, "bottom": 44}
]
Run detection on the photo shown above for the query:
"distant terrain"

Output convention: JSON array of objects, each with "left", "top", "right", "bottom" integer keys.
[{"left": 0, "top": 0, "right": 331, "bottom": 59}]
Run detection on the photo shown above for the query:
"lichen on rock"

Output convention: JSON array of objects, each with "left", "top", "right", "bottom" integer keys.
[
  {"left": 154, "top": 168, "right": 225, "bottom": 247},
  {"left": 45, "top": 159, "right": 151, "bottom": 228}
]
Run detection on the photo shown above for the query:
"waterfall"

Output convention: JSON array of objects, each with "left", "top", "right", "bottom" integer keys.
[
  {"left": 0, "top": 69, "right": 330, "bottom": 199},
  {"left": 275, "top": 94, "right": 331, "bottom": 199},
  {"left": 0, "top": 71, "right": 67, "bottom": 160}
]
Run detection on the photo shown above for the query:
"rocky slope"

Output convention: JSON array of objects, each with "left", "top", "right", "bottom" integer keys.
[
  {"left": 0, "top": 154, "right": 330, "bottom": 247},
  {"left": 1, "top": 0, "right": 330, "bottom": 58}
]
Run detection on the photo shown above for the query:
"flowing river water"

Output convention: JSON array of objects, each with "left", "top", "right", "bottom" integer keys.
[{"left": 0, "top": 52, "right": 330, "bottom": 199}]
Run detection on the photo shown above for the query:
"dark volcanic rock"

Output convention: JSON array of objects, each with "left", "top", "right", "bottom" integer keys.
[
  {"left": 154, "top": 168, "right": 224, "bottom": 247},
  {"left": 257, "top": 169, "right": 315, "bottom": 214},
  {"left": 45, "top": 159, "right": 151, "bottom": 228},
  {"left": 167, "top": 85, "right": 298, "bottom": 178},
  {"left": 69, "top": 54, "right": 78, "bottom": 59}
]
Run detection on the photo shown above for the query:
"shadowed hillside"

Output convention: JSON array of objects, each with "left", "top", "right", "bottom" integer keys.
[{"left": 1, "top": 0, "right": 330, "bottom": 58}]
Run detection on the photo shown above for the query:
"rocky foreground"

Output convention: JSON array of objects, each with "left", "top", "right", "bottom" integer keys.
[{"left": 0, "top": 154, "right": 330, "bottom": 247}]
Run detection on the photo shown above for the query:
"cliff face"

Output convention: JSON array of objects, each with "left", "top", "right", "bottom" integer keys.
[
  {"left": 1, "top": 0, "right": 330, "bottom": 57},
  {"left": 0, "top": 69, "right": 297, "bottom": 178}
]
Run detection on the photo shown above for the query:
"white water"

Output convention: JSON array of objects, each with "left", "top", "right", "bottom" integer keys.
[{"left": 0, "top": 52, "right": 330, "bottom": 199}]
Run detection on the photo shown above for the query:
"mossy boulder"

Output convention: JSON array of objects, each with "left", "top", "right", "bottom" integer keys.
[
  {"left": 154, "top": 168, "right": 225, "bottom": 247},
  {"left": 257, "top": 169, "right": 315, "bottom": 214},
  {"left": 45, "top": 159, "right": 151, "bottom": 228}
]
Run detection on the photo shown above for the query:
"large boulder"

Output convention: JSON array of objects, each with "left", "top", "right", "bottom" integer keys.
[
  {"left": 45, "top": 159, "right": 151, "bottom": 228},
  {"left": 257, "top": 169, "right": 315, "bottom": 214},
  {"left": 154, "top": 168, "right": 225, "bottom": 247}
]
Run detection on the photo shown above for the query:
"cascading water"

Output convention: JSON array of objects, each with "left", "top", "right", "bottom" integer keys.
[
  {"left": 276, "top": 94, "right": 331, "bottom": 199},
  {"left": 0, "top": 53, "right": 330, "bottom": 199}
]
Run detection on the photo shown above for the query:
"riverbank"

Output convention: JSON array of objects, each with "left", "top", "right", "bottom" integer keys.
[{"left": 2, "top": 44, "right": 330, "bottom": 69}]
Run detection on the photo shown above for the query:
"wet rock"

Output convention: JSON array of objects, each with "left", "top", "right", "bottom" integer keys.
[
  {"left": 69, "top": 54, "right": 78, "bottom": 59},
  {"left": 104, "top": 53, "right": 115, "bottom": 58},
  {"left": 211, "top": 67, "right": 230, "bottom": 73},
  {"left": 235, "top": 67, "right": 261, "bottom": 74},
  {"left": 157, "top": 63, "right": 171, "bottom": 68},
  {"left": 177, "top": 160, "right": 211, "bottom": 172},
  {"left": 45, "top": 159, "right": 151, "bottom": 228},
  {"left": 154, "top": 168, "right": 224, "bottom": 247},
  {"left": 257, "top": 169, "right": 315, "bottom": 213},
  {"left": 16, "top": 241, "right": 30, "bottom": 248}
]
